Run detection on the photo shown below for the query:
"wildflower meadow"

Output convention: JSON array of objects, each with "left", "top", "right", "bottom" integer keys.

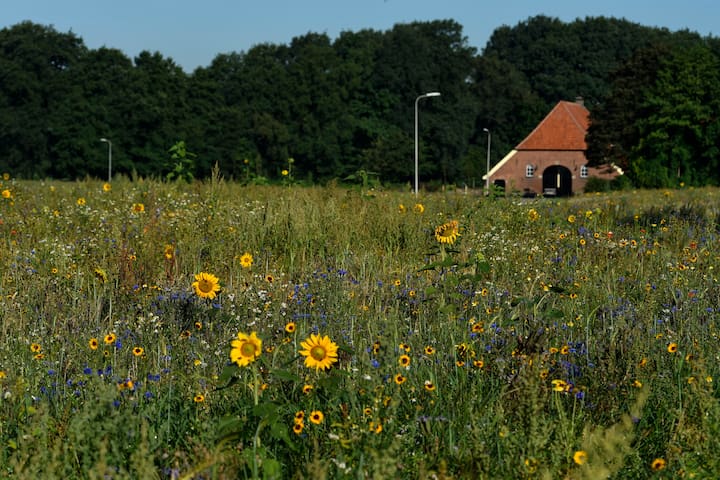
[{"left": 1, "top": 174, "right": 720, "bottom": 479}]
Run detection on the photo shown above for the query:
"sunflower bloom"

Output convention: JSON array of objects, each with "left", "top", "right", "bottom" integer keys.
[
  {"left": 299, "top": 333, "right": 339, "bottom": 371},
  {"left": 230, "top": 332, "right": 262, "bottom": 367},
  {"left": 164, "top": 244, "right": 175, "bottom": 260},
  {"left": 667, "top": 342, "right": 678, "bottom": 353},
  {"left": 132, "top": 347, "right": 144, "bottom": 357},
  {"left": 94, "top": 267, "right": 108, "bottom": 284},
  {"left": 573, "top": 450, "right": 588, "bottom": 465},
  {"left": 88, "top": 338, "right": 99, "bottom": 350},
  {"left": 434, "top": 220, "right": 460, "bottom": 245},
  {"left": 309, "top": 410, "right": 324, "bottom": 424},
  {"left": 104, "top": 333, "right": 117, "bottom": 344},
  {"left": 651, "top": 458, "right": 666, "bottom": 471},
  {"left": 131, "top": 203, "right": 145, "bottom": 213},
  {"left": 30, "top": 343, "right": 41, "bottom": 353},
  {"left": 239, "top": 252, "right": 253, "bottom": 268},
  {"left": 192, "top": 272, "right": 221, "bottom": 299}
]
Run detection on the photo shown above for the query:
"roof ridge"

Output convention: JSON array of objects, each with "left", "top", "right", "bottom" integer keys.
[{"left": 515, "top": 100, "right": 589, "bottom": 151}]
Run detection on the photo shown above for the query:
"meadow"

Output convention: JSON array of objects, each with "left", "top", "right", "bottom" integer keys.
[{"left": 1, "top": 174, "right": 719, "bottom": 479}]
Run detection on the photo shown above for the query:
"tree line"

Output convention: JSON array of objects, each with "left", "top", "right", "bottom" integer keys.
[{"left": 1, "top": 16, "right": 718, "bottom": 188}]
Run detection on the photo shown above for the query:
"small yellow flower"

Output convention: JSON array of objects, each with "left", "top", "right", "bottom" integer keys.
[
  {"left": 650, "top": 458, "right": 666, "bottom": 471},
  {"left": 667, "top": 342, "right": 678, "bottom": 353},
  {"left": 424, "top": 380, "right": 436, "bottom": 392},
  {"left": 567, "top": 215, "right": 576, "bottom": 223},
  {"left": 164, "top": 244, "right": 175, "bottom": 260},
  {"left": 131, "top": 203, "right": 145, "bottom": 213},
  {"left": 309, "top": 410, "right": 324, "bottom": 424},
  {"left": 104, "top": 333, "right": 117, "bottom": 344},
  {"left": 1, "top": 189, "right": 11, "bottom": 199},
  {"left": 102, "top": 183, "right": 112, "bottom": 192},
  {"left": 302, "top": 384, "right": 313, "bottom": 394},
  {"left": 76, "top": 197, "right": 86, "bottom": 206},
  {"left": 132, "top": 346, "right": 144, "bottom": 357},
  {"left": 193, "top": 394, "right": 205, "bottom": 403},
  {"left": 413, "top": 203, "right": 424, "bottom": 214},
  {"left": 239, "top": 252, "right": 253, "bottom": 268},
  {"left": 528, "top": 208, "right": 539, "bottom": 221},
  {"left": 551, "top": 379, "right": 567, "bottom": 392},
  {"left": 281, "top": 169, "right": 289, "bottom": 176},
  {"left": 573, "top": 450, "right": 588, "bottom": 465},
  {"left": 30, "top": 343, "right": 41, "bottom": 353},
  {"left": 394, "top": 373, "right": 406, "bottom": 385},
  {"left": 88, "top": 338, "right": 99, "bottom": 350},
  {"left": 285, "top": 322, "right": 296, "bottom": 333},
  {"left": 398, "top": 354, "right": 411, "bottom": 367}
]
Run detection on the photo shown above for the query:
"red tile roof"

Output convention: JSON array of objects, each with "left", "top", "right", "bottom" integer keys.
[{"left": 516, "top": 100, "right": 589, "bottom": 151}]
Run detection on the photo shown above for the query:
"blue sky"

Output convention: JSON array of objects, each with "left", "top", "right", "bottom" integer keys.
[{"left": 3, "top": 0, "right": 718, "bottom": 72}]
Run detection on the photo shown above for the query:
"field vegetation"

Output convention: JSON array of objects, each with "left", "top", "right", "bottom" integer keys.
[{"left": 1, "top": 175, "right": 719, "bottom": 479}]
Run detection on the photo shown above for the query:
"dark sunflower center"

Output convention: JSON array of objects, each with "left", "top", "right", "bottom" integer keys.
[
  {"left": 310, "top": 346, "right": 326, "bottom": 361},
  {"left": 240, "top": 342, "right": 257, "bottom": 357},
  {"left": 198, "top": 279, "right": 213, "bottom": 293}
]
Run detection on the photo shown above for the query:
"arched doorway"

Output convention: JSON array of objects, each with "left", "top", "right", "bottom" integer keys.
[{"left": 542, "top": 165, "right": 572, "bottom": 196}]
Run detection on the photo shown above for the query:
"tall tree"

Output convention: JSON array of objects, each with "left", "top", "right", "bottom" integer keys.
[
  {"left": 631, "top": 44, "right": 720, "bottom": 187},
  {"left": 0, "top": 22, "right": 86, "bottom": 178}
]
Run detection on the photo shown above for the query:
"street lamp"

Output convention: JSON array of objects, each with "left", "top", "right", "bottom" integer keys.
[
  {"left": 414, "top": 92, "right": 441, "bottom": 196},
  {"left": 100, "top": 138, "right": 112, "bottom": 182},
  {"left": 483, "top": 128, "right": 491, "bottom": 192}
]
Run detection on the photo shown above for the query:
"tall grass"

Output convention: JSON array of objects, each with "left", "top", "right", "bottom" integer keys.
[{"left": 1, "top": 177, "right": 719, "bottom": 478}]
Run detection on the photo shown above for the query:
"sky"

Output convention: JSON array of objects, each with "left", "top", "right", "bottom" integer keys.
[{"left": 3, "top": 0, "right": 719, "bottom": 72}]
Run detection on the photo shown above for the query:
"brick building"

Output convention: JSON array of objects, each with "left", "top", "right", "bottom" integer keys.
[{"left": 484, "top": 98, "right": 622, "bottom": 196}]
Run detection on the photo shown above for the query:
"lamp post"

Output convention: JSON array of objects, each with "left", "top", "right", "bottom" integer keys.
[
  {"left": 414, "top": 92, "right": 441, "bottom": 196},
  {"left": 100, "top": 138, "right": 112, "bottom": 182},
  {"left": 483, "top": 128, "right": 491, "bottom": 192}
]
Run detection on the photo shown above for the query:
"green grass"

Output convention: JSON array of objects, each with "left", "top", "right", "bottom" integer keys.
[{"left": 1, "top": 176, "right": 720, "bottom": 479}]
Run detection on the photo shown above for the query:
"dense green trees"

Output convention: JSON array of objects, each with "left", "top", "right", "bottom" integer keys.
[{"left": 0, "top": 17, "right": 718, "bottom": 188}]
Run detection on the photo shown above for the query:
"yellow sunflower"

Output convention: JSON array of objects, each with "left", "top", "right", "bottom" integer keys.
[
  {"left": 94, "top": 267, "right": 108, "bottom": 284},
  {"left": 102, "top": 182, "right": 112, "bottom": 192},
  {"left": 573, "top": 450, "right": 588, "bottom": 465},
  {"left": 299, "top": 333, "right": 339, "bottom": 371},
  {"left": 131, "top": 203, "right": 145, "bottom": 213},
  {"left": 309, "top": 410, "right": 324, "bottom": 424},
  {"left": 434, "top": 220, "right": 460, "bottom": 245},
  {"left": 192, "top": 272, "right": 221, "bottom": 299},
  {"left": 229, "top": 332, "right": 262, "bottom": 367},
  {"left": 239, "top": 252, "right": 253, "bottom": 268}
]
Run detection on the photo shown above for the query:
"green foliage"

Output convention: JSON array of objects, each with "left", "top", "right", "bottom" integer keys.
[
  {"left": 167, "top": 140, "right": 196, "bottom": 182},
  {"left": 2, "top": 17, "right": 720, "bottom": 189}
]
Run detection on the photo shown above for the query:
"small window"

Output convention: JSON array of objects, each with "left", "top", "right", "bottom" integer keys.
[
  {"left": 580, "top": 165, "right": 589, "bottom": 178},
  {"left": 525, "top": 165, "right": 535, "bottom": 177}
]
